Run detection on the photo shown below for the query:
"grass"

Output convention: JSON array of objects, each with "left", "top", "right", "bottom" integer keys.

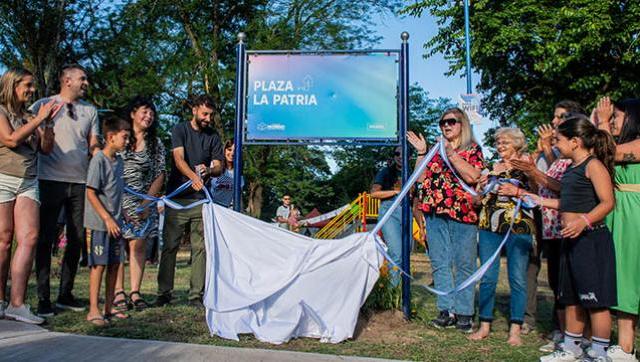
[{"left": 22, "top": 250, "right": 639, "bottom": 361}]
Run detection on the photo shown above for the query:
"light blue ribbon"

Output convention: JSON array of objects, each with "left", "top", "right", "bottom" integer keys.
[{"left": 369, "top": 141, "right": 535, "bottom": 295}]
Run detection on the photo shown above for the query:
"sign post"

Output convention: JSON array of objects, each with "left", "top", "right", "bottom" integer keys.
[{"left": 233, "top": 33, "right": 247, "bottom": 211}]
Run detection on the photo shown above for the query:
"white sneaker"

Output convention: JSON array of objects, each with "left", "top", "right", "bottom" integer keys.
[
  {"left": 540, "top": 349, "right": 582, "bottom": 362},
  {"left": 5, "top": 304, "right": 45, "bottom": 325},
  {"left": 0, "top": 300, "right": 6, "bottom": 318},
  {"left": 607, "top": 345, "right": 638, "bottom": 362},
  {"left": 541, "top": 330, "right": 565, "bottom": 352}
]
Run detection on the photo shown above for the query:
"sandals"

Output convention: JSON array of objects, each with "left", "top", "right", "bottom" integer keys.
[
  {"left": 129, "top": 291, "right": 149, "bottom": 311},
  {"left": 105, "top": 310, "right": 129, "bottom": 320},
  {"left": 87, "top": 315, "right": 109, "bottom": 327},
  {"left": 113, "top": 291, "right": 130, "bottom": 312}
]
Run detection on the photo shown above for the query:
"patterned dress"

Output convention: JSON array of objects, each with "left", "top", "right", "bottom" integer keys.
[{"left": 121, "top": 138, "right": 166, "bottom": 240}]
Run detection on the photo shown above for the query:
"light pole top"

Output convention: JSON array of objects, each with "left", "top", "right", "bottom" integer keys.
[
  {"left": 401, "top": 32, "right": 409, "bottom": 42},
  {"left": 238, "top": 32, "right": 246, "bottom": 43}
]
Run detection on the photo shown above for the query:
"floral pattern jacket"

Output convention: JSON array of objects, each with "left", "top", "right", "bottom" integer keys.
[{"left": 417, "top": 143, "right": 485, "bottom": 224}]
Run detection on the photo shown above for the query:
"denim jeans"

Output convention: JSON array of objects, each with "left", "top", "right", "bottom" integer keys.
[
  {"left": 425, "top": 213, "right": 477, "bottom": 316},
  {"left": 477, "top": 230, "right": 532, "bottom": 324},
  {"left": 378, "top": 199, "right": 406, "bottom": 287}
]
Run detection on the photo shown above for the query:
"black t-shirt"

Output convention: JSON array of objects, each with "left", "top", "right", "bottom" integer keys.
[
  {"left": 373, "top": 165, "right": 401, "bottom": 191},
  {"left": 167, "top": 121, "right": 224, "bottom": 199}
]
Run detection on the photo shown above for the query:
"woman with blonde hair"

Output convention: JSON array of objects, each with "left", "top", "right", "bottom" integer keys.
[
  {"left": 0, "top": 68, "right": 60, "bottom": 324},
  {"left": 408, "top": 107, "right": 485, "bottom": 332},
  {"left": 469, "top": 127, "right": 536, "bottom": 346}
]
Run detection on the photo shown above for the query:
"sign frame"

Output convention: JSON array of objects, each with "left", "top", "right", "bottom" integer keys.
[{"left": 242, "top": 49, "right": 401, "bottom": 146}]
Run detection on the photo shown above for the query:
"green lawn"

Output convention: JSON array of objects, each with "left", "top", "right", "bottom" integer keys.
[{"left": 24, "top": 251, "right": 637, "bottom": 361}]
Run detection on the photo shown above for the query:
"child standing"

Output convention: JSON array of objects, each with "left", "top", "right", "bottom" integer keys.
[
  {"left": 523, "top": 115, "right": 617, "bottom": 362},
  {"left": 84, "top": 117, "right": 130, "bottom": 326}
]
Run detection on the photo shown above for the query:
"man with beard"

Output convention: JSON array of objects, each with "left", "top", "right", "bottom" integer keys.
[
  {"left": 155, "top": 95, "right": 223, "bottom": 308},
  {"left": 31, "top": 64, "right": 101, "bottom": 317}
]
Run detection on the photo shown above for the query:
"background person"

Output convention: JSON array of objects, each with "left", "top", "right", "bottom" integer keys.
[
  {"left": 275, "top": 195, "right": 292, "bottom": 229},
  {"left": 408, "top": 107, "right": 484, "bottom": 333},
  {"left": 155, "top": 95, "right": 223, "bottom": 308},
  {"left": 209, "top": 139, "right": 242, "bottom": 208},
  {"left": 31, "top": 64, "right": 101, "bottom": 317},
  {"left": 370, "top": 146, "right": 404, "bottom": 286},
  {"left": 0, "top": 68, "right": 58, "bottom": 324},
  {"left": 113, "top": 96, "right": 165, "bottom": 312}
]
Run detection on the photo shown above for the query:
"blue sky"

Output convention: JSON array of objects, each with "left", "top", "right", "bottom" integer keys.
[{"left": 374, "top": 12, "right": 496, "bottom": 149}]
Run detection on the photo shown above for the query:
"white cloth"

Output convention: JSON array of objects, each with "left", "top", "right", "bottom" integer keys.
[{"left": 202, "top": 203, "right": 382, "bottom": 344}]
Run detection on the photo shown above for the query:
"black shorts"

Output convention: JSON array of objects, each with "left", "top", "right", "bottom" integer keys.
[
  {"left": 558, "top": 225, "right": 617, "bottom": 308},
  {"left": 87, "top": 229, "right": 124, "bottom": 267}
]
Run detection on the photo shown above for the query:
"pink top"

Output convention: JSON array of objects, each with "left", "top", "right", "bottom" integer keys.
[{"left": 539, "top": 158, "right": 572, "bottom": 239}]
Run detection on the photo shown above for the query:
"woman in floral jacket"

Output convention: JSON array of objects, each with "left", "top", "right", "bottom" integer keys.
[{"left": 408, "top": 107, "right": 484, "bottom": 333}]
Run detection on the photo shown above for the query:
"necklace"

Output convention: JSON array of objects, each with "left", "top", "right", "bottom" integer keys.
[{"left": 572, "top": 153, "right": 591, "bottom": 166}]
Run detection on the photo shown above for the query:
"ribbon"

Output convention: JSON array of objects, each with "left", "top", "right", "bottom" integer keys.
[{"left": 369, "top": 141, "right": 536, "bottom": 295}]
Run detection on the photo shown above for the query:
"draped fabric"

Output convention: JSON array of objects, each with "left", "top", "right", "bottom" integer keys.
[{"left": 202, "top": 203, "right": 382, "bottom": 344}]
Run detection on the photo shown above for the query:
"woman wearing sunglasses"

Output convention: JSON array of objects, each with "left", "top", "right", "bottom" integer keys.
[{"left": 408, "top": 107, "right": 485, "bottom": 333}]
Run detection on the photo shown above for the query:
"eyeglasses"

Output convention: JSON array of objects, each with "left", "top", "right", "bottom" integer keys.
[
  {"left": 439, "top": 118, "right": 459, "bottom": 127},
  {"left": 67, "top": 103, "right": 75, "bottom": 120}
]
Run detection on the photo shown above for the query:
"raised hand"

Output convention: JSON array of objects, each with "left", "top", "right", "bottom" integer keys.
[
  {"left": 536, "top": 124, "right": 554, "bottom": 147},
  {"left": 595, "top": 96, "right": 614, "bottom": 129},
  {"left": 407, "top": 131, "right": 427, "bottom": 154},
  {"left": 36, "top": 99, "right": 63, "bottom": 124},
  {"left": 510, "top": 157, "right": 536, "bottom": 175}
]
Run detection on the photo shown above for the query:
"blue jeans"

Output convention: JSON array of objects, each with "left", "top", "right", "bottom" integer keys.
[
  {"left": 425, "top": 213, "right": 477, "bottom": 316},
  {"left": 378, "top": 199, "right": 406, "bottom": 286},
  {"left": 477, "top": 230, "right": 532, "bottom": 324}
]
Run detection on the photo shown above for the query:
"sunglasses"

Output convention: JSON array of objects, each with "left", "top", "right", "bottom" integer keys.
[
  {"left": 67, "top": 103, "right": 76, "bottom": 120},
  {"left": 439, "top": 118, "right": 459, "bottom": 127}
]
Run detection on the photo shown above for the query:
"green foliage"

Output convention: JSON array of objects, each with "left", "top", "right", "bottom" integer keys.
[
  {"left": 363, "top": 261, "right": 402, "bottom": 311},
  {"left": 404, "top": 0, "right": 640, "bottom": 137}
]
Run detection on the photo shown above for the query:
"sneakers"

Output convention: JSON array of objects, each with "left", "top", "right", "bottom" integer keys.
[
  {"left": 37, "top": 299, "right": 56, "bottom": 317},
  {"left": 540, "top": 330, "right": 564, "bottom": 353},
  {"left": 540, "top": 349, "right": 583, "bottom": 362},
  {"left": 0, "top": 300, "right": 6, "bottom": 318},
  {"left": 154, "top": 294, "right": 171, "bottom": 307},
  {"left": 188, "top": 298, "right": 204, "bottom": 309},
  {"left": 607, "top": 345, "right": 638, "bottom": 361},
  {"left": 455, "top": 315, "right": 474, "bottom": 333},
  {"left": 5, "top": 304, "right": 45, "bottom": 325},
  {"left": 430, "top": 310, "right": 456, "bottom": 329},
  {"left": 56, "top": 294, "right": 85, "bottom": 312}
]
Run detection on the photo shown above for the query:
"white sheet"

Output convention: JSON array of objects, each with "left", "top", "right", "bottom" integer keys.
[{"left": 202, "top": 203, "right": 382, "bottom": 344}]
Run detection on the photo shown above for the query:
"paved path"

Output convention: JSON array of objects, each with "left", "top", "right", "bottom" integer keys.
[{"left": 0, "top": 320, "right": 400, "bottom": 362}]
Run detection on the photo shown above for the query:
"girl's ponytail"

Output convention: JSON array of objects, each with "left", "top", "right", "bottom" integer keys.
[{"left": 593, "top": 129, "right": 617, "bottom": 188}]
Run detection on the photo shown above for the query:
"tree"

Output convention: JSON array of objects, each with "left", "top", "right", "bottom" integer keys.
[
  {"left": 404, "top": 1, "right": 640, "bottom": 135},
  {"left": 0, "top": 0, "right": 110, "bottom": 97}
]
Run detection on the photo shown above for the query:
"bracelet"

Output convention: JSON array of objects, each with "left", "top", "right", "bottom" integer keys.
[
  {"left": 580, "top": 214, "right": 593, "bottom": 229},
  {"left": 417, "top": 151, "right": 427, "bottom": 156}
]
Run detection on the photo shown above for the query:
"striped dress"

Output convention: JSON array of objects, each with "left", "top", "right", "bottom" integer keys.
[{"left": 121, "top": 138, "right": 166, "bottom": 239}]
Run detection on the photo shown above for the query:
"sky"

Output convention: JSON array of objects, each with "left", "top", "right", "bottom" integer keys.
[{"left": 374, "top": 11, "right": 497, "bottom": 150}]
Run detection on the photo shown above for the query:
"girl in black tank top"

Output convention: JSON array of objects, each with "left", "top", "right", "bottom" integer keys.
[{"left": 521, "top": 116, "right": 618, "bottom": 360}]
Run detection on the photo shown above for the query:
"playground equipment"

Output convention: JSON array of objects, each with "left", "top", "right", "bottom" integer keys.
[{"left": 315, "top": 193, "right": 424, "bottom": 245}]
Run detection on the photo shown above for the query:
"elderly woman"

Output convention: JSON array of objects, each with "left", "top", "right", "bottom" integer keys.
[
  {"left": 0, "top": 68, "right": 58, "bottom": 324},
  {"left": 408, "top": 107, "right": 484, "bottom": 332},
  {"left": 468, "top": 127, "right": 536, "bottom": 346}
]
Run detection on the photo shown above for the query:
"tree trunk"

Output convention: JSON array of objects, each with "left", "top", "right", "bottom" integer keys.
[{"left": 246, "top": 180, "right": 263, "bottom": 218}]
